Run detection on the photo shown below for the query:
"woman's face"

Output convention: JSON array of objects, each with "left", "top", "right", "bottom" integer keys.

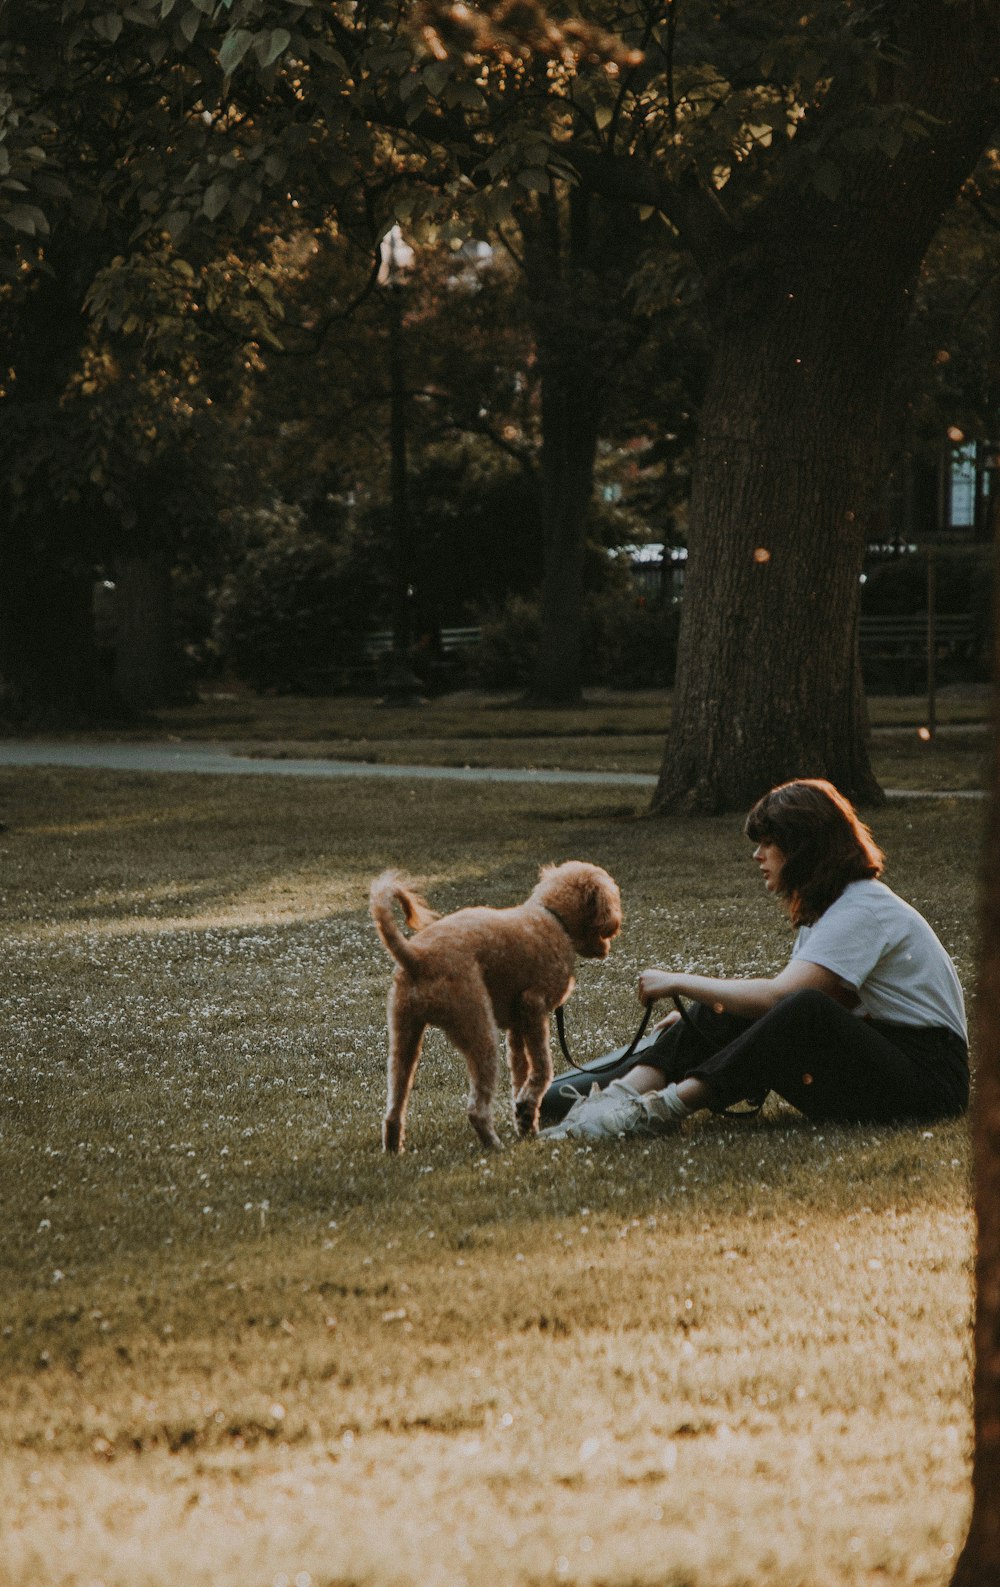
[{"left": 752, "top": 840, "right": 786, "bottom": 895}]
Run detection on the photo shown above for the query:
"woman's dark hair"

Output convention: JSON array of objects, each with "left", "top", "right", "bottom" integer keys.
[{"left": 744, "top": 779, "right": 884, "bottom": 926}]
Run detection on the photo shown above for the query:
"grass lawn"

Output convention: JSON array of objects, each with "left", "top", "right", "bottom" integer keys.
[
  {"left": 53, "top": 680, "right": 988, "bottom": 791},
  {"left": 0, "top": 765, "right": 980, "bottom": 1587}
]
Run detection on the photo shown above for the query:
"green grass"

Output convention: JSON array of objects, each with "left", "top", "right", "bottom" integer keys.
[
  {"left": 0, "top": 767, "right": 981, "bottom": 1586},
  {"left": 35, "top": 678, "right": 989, "bottom": 789}
]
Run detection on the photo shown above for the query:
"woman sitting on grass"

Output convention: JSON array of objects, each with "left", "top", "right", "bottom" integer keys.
[{"left": 541, "top": 778, "right": 969, "bottom": 1142}]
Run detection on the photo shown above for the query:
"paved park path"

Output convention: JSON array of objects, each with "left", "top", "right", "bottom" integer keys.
[{"left": 0, "top": 739, "right": 985, "bottom": 798}]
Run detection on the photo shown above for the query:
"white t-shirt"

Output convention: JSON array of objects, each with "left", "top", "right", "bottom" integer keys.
[{"left": 791, "top": 879, "right": 967, "bottom": 1041}]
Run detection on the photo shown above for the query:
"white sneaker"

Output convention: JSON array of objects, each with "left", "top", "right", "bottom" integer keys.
[{"left": 538, "top": 1080, "right": 681, "bottom": 1142}]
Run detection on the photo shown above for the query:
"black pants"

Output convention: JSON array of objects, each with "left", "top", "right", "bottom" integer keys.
[{"left": 640, "top": 989, "right": 968, "bottom": 1124}]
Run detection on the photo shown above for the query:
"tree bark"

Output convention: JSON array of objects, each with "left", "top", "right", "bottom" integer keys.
[
  {"left": 520, "top": 188, "right": 644, "bottom": 706},
  {"left": 530, "top": 369, "right": 600, "bottom": 706},
  {"left": 654, "top": 275, "right": 888, "bottom": 812},
  {"left": 0, "top": 234, "right": 117, "bottom": 727},
  {"left": 949, "top": 542, "right": 1000, "bottom": 1586},
  {"left": 0, "top": 529, "right": 114, "bottom": 729},
  {"left": 112, "top": 551, "right": 185, "bottom": 712},
  {"left": 652, "top": 3, "right": 1000, "bottom": 812}
]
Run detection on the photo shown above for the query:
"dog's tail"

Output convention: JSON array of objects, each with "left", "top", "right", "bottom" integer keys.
[{"left": 369, "top": 870, "right": 438, "bottom": 973}]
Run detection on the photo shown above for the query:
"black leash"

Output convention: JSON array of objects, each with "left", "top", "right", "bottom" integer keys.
[
  {"left": 555, "top": 1000, "right": 652, "bottom": 1072},
  {"left": 554, "top": 993, "right": 764, "bottom": 1115}
]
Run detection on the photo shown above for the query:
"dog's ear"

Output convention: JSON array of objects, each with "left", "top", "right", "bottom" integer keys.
[{"left": 587, "top": 875, "right": 622, "bottom": 936}]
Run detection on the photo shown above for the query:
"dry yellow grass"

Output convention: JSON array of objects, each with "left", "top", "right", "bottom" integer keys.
[{"left": 0, "top": 766, "right": 980, "bottom": 1587}]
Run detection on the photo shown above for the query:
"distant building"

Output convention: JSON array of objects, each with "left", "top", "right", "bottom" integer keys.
[{"left": 609, "top": 543, "right": 687, "bottom": 601}]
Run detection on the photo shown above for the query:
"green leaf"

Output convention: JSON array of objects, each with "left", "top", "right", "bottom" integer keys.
[
  {"left": 423, "top": 61, "right": 451, "bottom": 97},
  {"left": 878, "top": 126, "right": 904, "bottom": 161},
  {"left": 178, "top": 6, "right": 200, "bottom": 43},
  {"left": 255, "top": 28, "right": 292, "bottom": 68},
  {"left": 447, "top": 81, "right": 486, "bottom": 111},
  {"left": 202, "top": 179, "right": 230, "bottom": 220},
  {"left": 812, "top": 162, "right": 841, "bottom": 202},
  {"left": 164, "top": 208, "right": 189, "bottom": 241},
  {"left": 594, "top": 104, "right": 613, "bottom": 131},
  {"left": 218, "top": 27, "right": 254, "bottom": 74},
  {"left": 516, "top": 169, "right": 549, "bottom": 194},
  {"left": 93, "top": 11, "right": 124, "bottom": 41},
  {"left": 3, "top": 204, "right": 49, "bottom": 235}
]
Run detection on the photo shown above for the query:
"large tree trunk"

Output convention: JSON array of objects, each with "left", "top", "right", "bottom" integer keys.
[
  {"left": 654, "top": 275, "right": 888, "bottom": 812},
  {"left": 652, "top": 7, "right": 1000, "bottom": 812},
  {"left": 0, "top": 235, "right": 118, "bottom": 727},
  {"left": 520, "top": 188, "right": 644, "bottom": 706},
  {"left": 112, "top": 551, "right": 185, "bottom": 712},
  {"left": 949, "top": 545, "right": 1000, "bottom": 1586},
  {"left": 0, "top": 522, "right": 114, "bottom": 729},
  {"left": 530, "top": 380, "right": 599, "bottom": 705}
]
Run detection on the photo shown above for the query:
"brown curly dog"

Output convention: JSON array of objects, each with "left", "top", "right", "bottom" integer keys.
[{"left": 370, "top": 862, "right": 622, "bottom": 1152}]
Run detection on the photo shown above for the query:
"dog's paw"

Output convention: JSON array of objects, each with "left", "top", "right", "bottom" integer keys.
[
  {"left": 382, "top": 1118, "right": 405, "bottom": 1154},
  {"left": 514, "top": 1099, "right": 541, "bottom": 1138}
]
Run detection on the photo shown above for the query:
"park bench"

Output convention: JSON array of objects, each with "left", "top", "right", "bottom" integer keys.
[
  {"left": 858, "top": 612, "right": 977, "bottom": 693},
  {"left": 300, "top": 626, "right": 484, "bottom": 694}
]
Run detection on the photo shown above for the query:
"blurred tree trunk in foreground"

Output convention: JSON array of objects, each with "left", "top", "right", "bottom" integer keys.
[{"left": 950, "top": 545, "right": 1000, "bottom": 1585}]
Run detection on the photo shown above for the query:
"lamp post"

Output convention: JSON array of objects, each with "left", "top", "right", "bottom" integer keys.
[{"left": 379, "top": 225, "right": 421, "bottom": 703}]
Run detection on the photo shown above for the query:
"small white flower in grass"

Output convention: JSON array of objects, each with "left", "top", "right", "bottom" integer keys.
[
  {"left": 555, "top": 1557, "right": 570, "bottom": 1576},
  {"left": 51, "top": 1270, "right": 65, "bottom": 1284},
  {"left": 578, "top": 1436, "right": 600, "bottom": 1462},
  {"left": 500, "top": 1412, "right": 514, "bottom": 1428},
  {"left": 270, "top": 1404, "right": 286, "bottom": 1422},
  {"left": 37, "top": 1219, "right": 51, "bottom": 1232}
]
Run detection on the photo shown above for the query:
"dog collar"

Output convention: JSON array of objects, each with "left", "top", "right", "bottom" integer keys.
[{"left": 543, "top": 904, "right": 572, "bottom": 937}]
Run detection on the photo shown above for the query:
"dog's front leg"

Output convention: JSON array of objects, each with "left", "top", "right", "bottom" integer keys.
[{"left": 511, "top": 1001, "right": 553, "bottom": 1138}]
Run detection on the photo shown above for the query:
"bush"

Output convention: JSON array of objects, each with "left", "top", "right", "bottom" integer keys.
[
  {"left": 476, "top": 597, "right": 542, "bottom": 690},
  {"left": 583, "top": 588, "right": 679, "bottom": 688},
  {"left": 213, "top": 518, "right": 380, "bottom": 692},
  {"left": 475, "top": 590, "right": 678, "bottom": 690}
]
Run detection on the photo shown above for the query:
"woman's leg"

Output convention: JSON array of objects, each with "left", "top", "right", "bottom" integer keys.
[
  {"left": 539, "top": 1004, "right": 756, "bottom": 1122},
  {"left": 685, "top": 987, "right": 955, "bottom": 1123}
]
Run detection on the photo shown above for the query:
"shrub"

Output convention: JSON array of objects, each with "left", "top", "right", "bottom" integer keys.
[
  {"left": 475, "top": 590, "right": 678, "bottom": 690},
  {"left": 476, "top": 596, "right": 541, "bottom": 690},
  {"left": 213, "top": 518, "right": 380, "bottom": 692},
  {"left": 583, "top": 587, "right": 679, "bottom": 689}
]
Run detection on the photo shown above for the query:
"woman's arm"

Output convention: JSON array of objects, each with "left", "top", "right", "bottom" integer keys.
[{"left": 638, "top": 957, "right": 853, "bottom": 1019}]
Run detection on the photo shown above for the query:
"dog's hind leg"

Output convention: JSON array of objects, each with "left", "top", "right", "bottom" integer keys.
[
  {"left": 383, "top": 985, "right": 426, "bottom": 1154},
  {"left": 440, "top": 1000, "right": 503, "bottom": 1150},
  {"left": 510, "top": 996, "right": 554, "bottom": 1138}
]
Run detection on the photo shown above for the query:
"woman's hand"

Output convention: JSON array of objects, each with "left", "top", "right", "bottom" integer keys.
[
  {"left": 650, "top": 1008, "right": 682, "bottom": 1035},
  {"left": 638, "top": 969, "right": 679, "bottom": 1006}
]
